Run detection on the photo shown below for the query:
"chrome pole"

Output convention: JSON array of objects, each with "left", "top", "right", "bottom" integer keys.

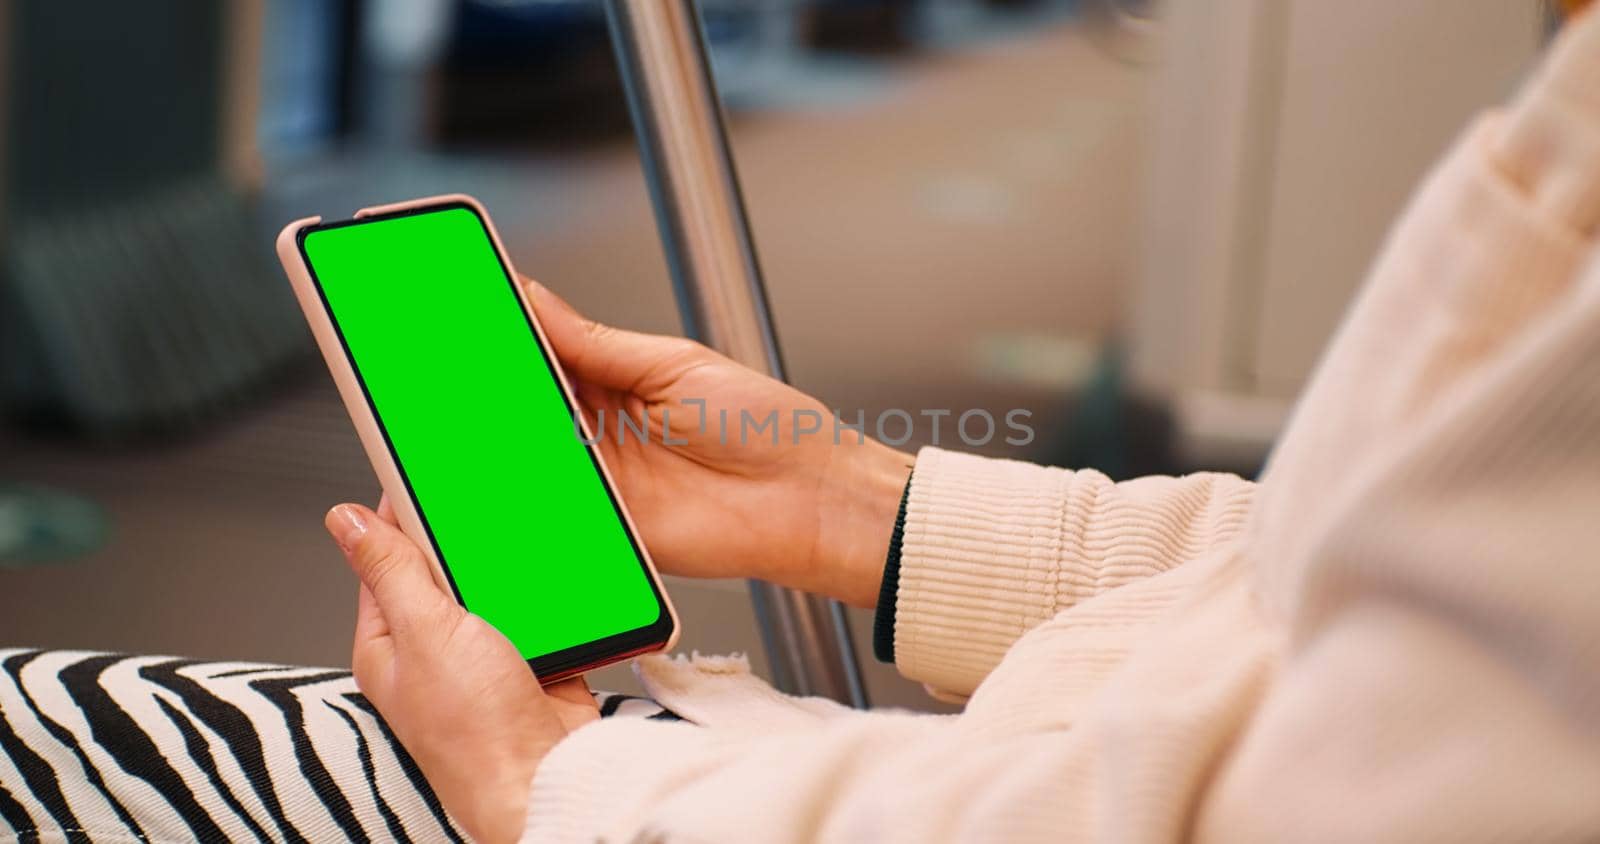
[{"left": 605, "top": 0, "right": 868, "bottom": 707}]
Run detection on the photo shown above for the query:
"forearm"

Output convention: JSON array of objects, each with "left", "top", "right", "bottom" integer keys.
[
  {"left": 526, "top": 707, "right": 1073, "bottom": 842},
  {"left": 884, "top": 447, "right": 1256, "bottom": 696}
]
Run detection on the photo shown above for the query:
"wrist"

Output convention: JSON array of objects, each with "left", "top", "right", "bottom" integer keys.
[{"left": 810, "top": 440, "right": 914, "bottom": 607}]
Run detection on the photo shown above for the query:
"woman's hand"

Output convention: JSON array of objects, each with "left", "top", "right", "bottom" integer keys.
[
  {"left": 319, "top": 281, "right": 908, "bottom": 837},
  {"left": 527, "top": 278, "right": 913, "bottom": 607},
  {"left": 325, "top": 500, "right": 597, "bottom": 844}
]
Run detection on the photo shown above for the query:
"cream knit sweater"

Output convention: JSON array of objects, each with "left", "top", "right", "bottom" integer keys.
[{"left": 526, "top": 16, "right": 1600, "bottom": 842}]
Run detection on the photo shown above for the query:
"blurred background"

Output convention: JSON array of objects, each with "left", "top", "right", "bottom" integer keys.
[{"left": 0, "top": 0, "right": 1551, "bottom": 709}]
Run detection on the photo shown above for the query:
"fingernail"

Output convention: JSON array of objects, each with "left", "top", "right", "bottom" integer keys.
[{"left": 327, "top": 505, "right": 368, "bottom": 553}]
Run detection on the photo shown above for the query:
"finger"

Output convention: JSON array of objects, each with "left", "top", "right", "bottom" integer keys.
[
  {"left": 376, "top": 495, "right": 395, "bottom": 522},
  {"left": 522, "top": 275, "right": 702, "bottom": 391},
  {"left": 354, "top": 582, "right": 389, "bottom": 644},
  {"left": 572, "top": 380, "right": 614, "bottom": 436},
  {"left": 544, "top": 676, "right": 593, "bottom": 708},
  {"left": 351, "top": 583, "right": 394, "bottom": 693},
  {"left": 326, "top": 503, "right": 449, "bottom": 625}
]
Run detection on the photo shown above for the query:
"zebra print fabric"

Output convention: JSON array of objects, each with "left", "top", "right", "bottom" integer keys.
[{"left": 0, "top": 649, "right": 680, "bottom": 842}]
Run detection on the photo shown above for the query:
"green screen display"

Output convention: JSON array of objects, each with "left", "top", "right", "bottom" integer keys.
[{"left": 301, "top": 205, "right": 663, "bottom": 663}]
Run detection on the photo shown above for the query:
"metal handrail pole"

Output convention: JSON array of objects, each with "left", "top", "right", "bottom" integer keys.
[{"left": 604, "top": 0, "right": 868, "bottom": 707}]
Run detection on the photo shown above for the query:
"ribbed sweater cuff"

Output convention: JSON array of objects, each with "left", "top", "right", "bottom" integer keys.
[
  {"left": 891, "top": 447, "right": 1077, "bottom": 696},
  {"left": 872, "top": 477, "right": 914, "bottom": 663},
  {"left": 524, "top": 717, "right": 711, "bottom": 842}
]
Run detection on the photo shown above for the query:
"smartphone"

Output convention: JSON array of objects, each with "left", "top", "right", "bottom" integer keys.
[{"left": 277, "top": 194, "right": 677, "bottom": 682}]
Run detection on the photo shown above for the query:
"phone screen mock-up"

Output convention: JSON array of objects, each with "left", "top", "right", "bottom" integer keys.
[{"left": 298, "top": 203, "right": 669, "bottom": 673}]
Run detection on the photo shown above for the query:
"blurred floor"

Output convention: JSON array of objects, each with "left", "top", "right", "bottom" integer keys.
[{"left": 0, "top": 22, "right": 1142, "bottom": 711}]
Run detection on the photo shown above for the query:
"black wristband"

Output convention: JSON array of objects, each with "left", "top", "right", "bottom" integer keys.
[{"left": 871, "top": 475, "right": 915, "bottom": 664}]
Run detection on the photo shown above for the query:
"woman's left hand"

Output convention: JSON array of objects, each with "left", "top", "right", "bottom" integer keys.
[{"left": 325, "top": 499, "right": 598, "bottom": 844}]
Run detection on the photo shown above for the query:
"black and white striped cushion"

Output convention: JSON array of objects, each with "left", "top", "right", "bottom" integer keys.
[{"left": 0, "top": 649, "right": 679, "bottom": 842}]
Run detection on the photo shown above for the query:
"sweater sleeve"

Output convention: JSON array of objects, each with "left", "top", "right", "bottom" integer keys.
[
  {"left": 1200, "top": 14, "right": 1600, "bottom": 839},
  {"left": 889, "top": 446, "right": 1255, "bottom": 697},
  {"left": 527, "top": 702, "right": 1103, "bottom": 843},
  {"left": 520, "top": 15, "right": 1600, "bottom": 841}
]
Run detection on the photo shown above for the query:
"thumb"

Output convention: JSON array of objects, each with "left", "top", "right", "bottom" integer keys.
[
  {"left": 325, "top": 504, "right": 453, "bottom": 634},
  {"left": 522, "top": 275, "right": 704, "bottom": 392}
]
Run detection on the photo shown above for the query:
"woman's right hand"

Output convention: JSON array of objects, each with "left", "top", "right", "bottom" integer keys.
[{"left": 525, "top": 278, "right": 912, "bottom": 608}]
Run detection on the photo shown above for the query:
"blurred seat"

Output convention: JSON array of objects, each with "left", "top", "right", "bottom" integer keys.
[{"left": 0, "top": 0, "right": 306, "bottom": 438}]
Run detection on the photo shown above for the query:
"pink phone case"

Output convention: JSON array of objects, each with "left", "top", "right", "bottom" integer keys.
[{"left": 276, "top": 193, "right": 679, "bottom": 682}]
